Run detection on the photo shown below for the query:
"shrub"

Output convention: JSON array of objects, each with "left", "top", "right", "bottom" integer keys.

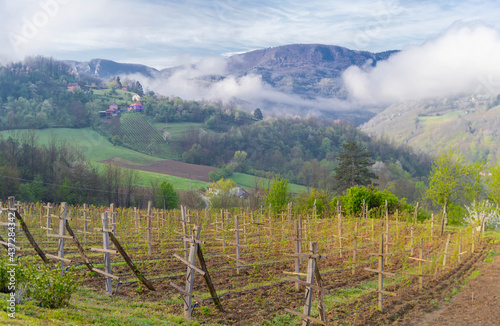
[
  {"left": 340, "top": 186, "right": 413, "bottom": 216},
  {"left": 25, "top": 264, "right": 79, "bottom": 309}
]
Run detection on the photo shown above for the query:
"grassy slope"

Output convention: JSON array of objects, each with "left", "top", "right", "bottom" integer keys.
[
  {"left": 0, "top": 127, "right": 305, "bottom": 192},
  {"left": 0, "top": 128, "right": 162, "bottom": 166},
  {"left": 232, "top": 173, "right": 308, "bottom": 194},
  {"left": 361, "top": 96, "right": 500, "bottom": 164},
  {"left": 0, "top": 287, "right": 200, "bottom": 326}
]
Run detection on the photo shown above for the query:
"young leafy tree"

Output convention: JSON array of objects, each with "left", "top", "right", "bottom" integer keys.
[
  {"left": 266, "top": 175, "right": 291, "bottom": 216},
  {"left": 159, "top": 181, "right": 179, "bottom": 209},
  {"left": 487, "top": 164, "right": 500, "bottom": 207},
  {"left": 424, "top": 148, "right": 483, "bottom": 234},
  {"left": 334, "top": 141, "right": 377, "bottom": 194}
]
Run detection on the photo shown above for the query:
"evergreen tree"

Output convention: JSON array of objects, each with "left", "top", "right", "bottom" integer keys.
[
  {"left": 334, "top": 141, "right": 377, "bottom": 193},
  {"left": 253, "top": 108, "right": 263, "bottom": 120}
]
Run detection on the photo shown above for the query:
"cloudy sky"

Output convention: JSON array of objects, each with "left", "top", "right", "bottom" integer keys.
[{"left": 1, "top": 0, "right": 499, "bottom": 69}]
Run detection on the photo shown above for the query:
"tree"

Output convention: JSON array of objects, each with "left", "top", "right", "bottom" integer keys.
[
  {"left": 424, "top": 148, "right": 482, "bottom": 234},
  {"left": 159, "top": 181, "right": 179, "bottom": 209},
  {"left": 253, "top": 108, "right": 263, "bottom": 121},
  {"left": 266, "top": 175, "right": 291, "bottom": 216},
  {"left": 232, "top": 150, "right": 247, "bottom": 172},
  {"left": 334, "top": 141, "right": 377, "bottom": 194},
  {"left": 487, "top": 164, "right": 500, "bottom": 207}
]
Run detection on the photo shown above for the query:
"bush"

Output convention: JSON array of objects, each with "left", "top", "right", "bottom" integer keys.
[
  {"left": 294, "top": 189, "right": 329, "bottom": 217},
  {"left": 340, "top": 186, "right": 413, "bottom": 216},
  {"left": 25, "top": 264, "right": 79, "bottom": 309}
]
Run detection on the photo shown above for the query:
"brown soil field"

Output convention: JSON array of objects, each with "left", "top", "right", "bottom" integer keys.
[{"left": 100, "top": 157, "right": 218, "bottom": 182}]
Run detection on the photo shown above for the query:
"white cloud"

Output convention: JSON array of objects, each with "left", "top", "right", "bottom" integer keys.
[
  {"left": 1, "top": 0, "right": 499, "bottom": 68},
  {"left": 343, "top": 23, "right": 500, "bottom": 105}
]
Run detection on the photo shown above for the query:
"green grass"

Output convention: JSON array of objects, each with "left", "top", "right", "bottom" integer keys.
[
  {"left": 93, "top": 89, "right": 135, "bottom": 106},
  {"left": 0, "top": 287, "right": 201, "bottom": 325},
  {"left": 0, "top": 128, "right": 308, "bottom": 193},
  {"left": 93, "top": 163, "right": 210, "bottom": 191},
  {"left": 232, "top": 173, "right": 308, "bottom": 194},
  {"left": 0, "top": 128, "right": 162, "bottom": 166},
  {"left": 153, "top": 122, "right": 211, "bottom": 141}
]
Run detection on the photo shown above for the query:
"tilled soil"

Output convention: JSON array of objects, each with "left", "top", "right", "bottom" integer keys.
[
  {"left": 406, "top": 241, "right": 500, "bottom": 326},
  {"left": 100, "top": 157, "right": 217, "bottom": 182}
]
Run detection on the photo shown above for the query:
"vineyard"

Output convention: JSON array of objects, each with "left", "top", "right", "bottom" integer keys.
[
  {"left": 108, "top": 114, "right": 171, "bottom": 158},
  {"left": 0, "top": 198, "right": 494, "bottom": 325}
]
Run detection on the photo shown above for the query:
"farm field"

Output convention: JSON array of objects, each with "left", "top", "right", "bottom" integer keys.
[
  {"left": 0, "top": 127, "right": 308, "bottom": 192},
  {"left": 0, "top": 200, "right": 495, "bottom": 325}
]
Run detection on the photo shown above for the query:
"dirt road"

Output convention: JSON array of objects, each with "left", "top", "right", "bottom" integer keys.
[{"left": 410, "top": 242, "right": 500, "bottom": 326}]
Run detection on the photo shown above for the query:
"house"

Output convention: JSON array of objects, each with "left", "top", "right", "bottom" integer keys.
[
  {"left": 67, "top": 83, "right": 81, "bottom": 92},
  {"left": 129, "top": 101, "right": 145, "bottom": 112},
  {"left": 122, "top": 85, "right": 129, "bottom": 91},
  {"left": 132, "top": 94, "right": 141, "bottom": 102},
  {"left": 207, "top": 186, "right": 249, "bottom": 199},
  {"left": 100, "top": 103, "right": 121, "bottom": 117},
  {"left": 109, "top": 102, "right": 119, "bottom": 111}
]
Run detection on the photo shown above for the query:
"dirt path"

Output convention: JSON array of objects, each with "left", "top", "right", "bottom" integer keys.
[{"left": 410, "top": 243, "right": 500, "bottom": 326}]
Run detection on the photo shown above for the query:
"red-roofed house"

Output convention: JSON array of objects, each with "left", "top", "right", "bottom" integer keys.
[
  {"left": 129, "top": 101, "right": 145, "bottom": 112},
  {"left": 109, "top": 102, "right": 119, "bottom": 111},
  {"left": 67, "top": 83, "right": 81, "bottom": 92}
]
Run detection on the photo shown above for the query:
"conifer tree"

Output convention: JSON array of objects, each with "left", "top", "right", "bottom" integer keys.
[{"left": 334, "top": 141, "right": 377, "bottom": 193}]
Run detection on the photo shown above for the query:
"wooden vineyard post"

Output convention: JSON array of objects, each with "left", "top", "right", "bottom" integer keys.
[
  {"left": 91, "top": 212, "right": 119, "bottom": 296},
  {"left": 294, "top": 219, "right": 302, "bottom": 290},
  {"left": 7, "top": 197, "right": 48, "bottom": 263},
  {"left": 171, "top": 226, "right": 224, "bottom": 319},
  {"left": 285, "top": 241, "right": 328, "bottom": 325},
  {"left": 407, "top": 238, "right": 433, "bottom": 291},
  {"left": 43, "top": 202, "right": 52, "bottom": 235},
  {"left": 303, "top": 242, "right": 316, "bottom": 325},
  {"left": 413, "top": 202, "right": 419, "bottom": 224},
  {"left": 134, "top": 207, "right": 139, "bottom": 235},
  {"left": 458, "top": 233, "right": 468, "bottom": 263},
  {"left": 418, "top": 238, "right": 424, "bottom": 290},
  {"left": 174, "top": 226, "right": 202, "bottom": 320},
  {"left": 107, "top": 231, "right": 155, "bottom": 291},
  {"left": 147, "top": 201, "right": 152, "bottom": 256},
  {"left": 235, "top": 215, "right": 241, "bottom": 274},
  {"left": 442, "top": 234, "right": 451, "bottom": 270},
  {"left": 337, "top": 212, "right": 344, "bottom": 257},
  {"left": 46, "top": 203, "right": 73, "bottom": 276},
  {"left": 471, "top": 227, "right": 475, "bottom": 254},
  {"left": 197, "top": 245, "right": 224, "bottom": 313},
  {"left": 109, "top": 203, "right": 116, "bottom": 236},
  {"left": 352, "top": 222, "right": 359, "bottom": 275},
  {"left": 227, "top": 215, "right": 247, "bottom": 274},
  {"left": 64, "top": 220, "right": 93, "bottom": 272},
  {"left": 430, "top": 214, "right": 434, "bottom": 240},
  {"left": 365, "top": 234, "right": 396, "bottom": 312},
  {"left": 78, "top": 204, "right": 92, "bottom": 244}
]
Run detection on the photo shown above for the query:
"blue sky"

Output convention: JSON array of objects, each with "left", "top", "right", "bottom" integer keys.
[{"left": 1, "top": 0, "right": 499, "bottom": 68}]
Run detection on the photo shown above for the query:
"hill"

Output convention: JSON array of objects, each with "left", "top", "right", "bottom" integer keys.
[
  {"left": 64, "top": 58, "right": 159, "bottom": 79},
  {"left": 224, "top": 44, "right": 397, "bottom": 98},
  {"left": 361, "top": 94, "right": 500, "bottom": 163}
]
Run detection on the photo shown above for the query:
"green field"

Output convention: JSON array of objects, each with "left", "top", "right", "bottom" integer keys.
[
  {"left": 232, "top": 173, "right": 308, "bottom": 194},
  {"left": 92, "top": 89, "right": 136, "bottom": 107},
  {"left": 1, "top": 127, "right": 307, "bottom": 192},
  {"left": 153, "top": 122, "right": 208, "bottom": 141},
  {"left": 0, "top": 128, "right": 162, "bottom": 166}
]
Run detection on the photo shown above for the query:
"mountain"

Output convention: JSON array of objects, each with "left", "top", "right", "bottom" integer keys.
[
  {"left": 64, "top": 58, "right": 160, "bottom": 80},
  {"left": 360, "top": 94, "right": 500, "bottom": 163},
  {"left": 62, "top": 44, "right": 399, "bottom": 124},
  {"left": 224, "top": 44, "right": 397, "bottom": 98}
]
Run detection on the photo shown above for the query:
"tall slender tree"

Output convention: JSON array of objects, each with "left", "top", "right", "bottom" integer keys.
[{"left": 334, "top": 141, "right": 377, "bottom": 194}]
